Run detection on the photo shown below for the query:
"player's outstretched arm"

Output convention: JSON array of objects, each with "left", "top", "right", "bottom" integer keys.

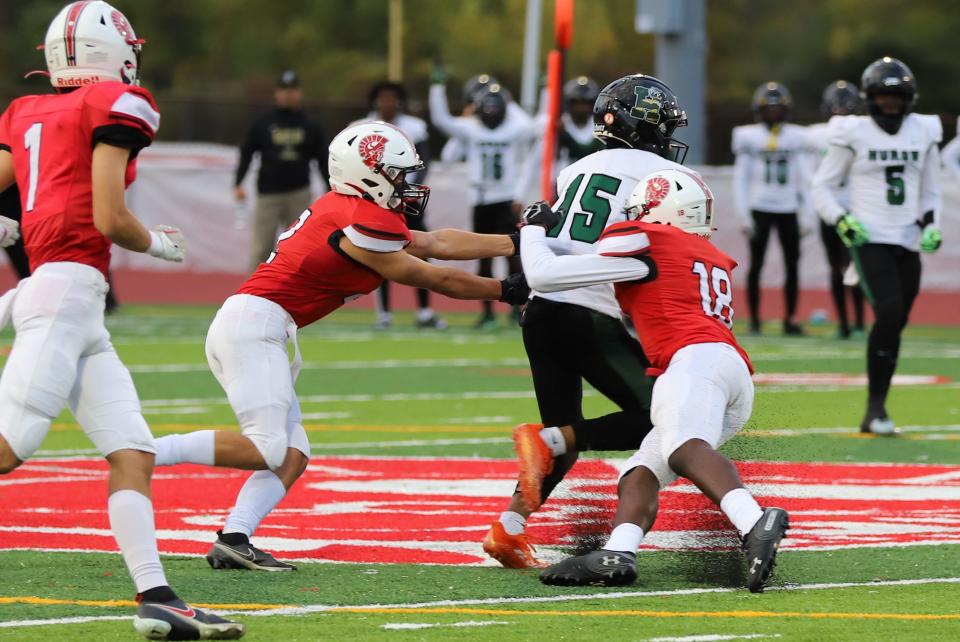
[
  {"left": 92, "top": 143, "right": 184, "bottom": 261},
  {"left": 340, "top": 236, "right": 527, "bottom": 303},
  {"left": 407, "top": 229, "right": 517, "bottom": 261}
]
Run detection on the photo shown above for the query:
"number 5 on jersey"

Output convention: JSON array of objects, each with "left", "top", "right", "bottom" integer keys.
[{"left": 692, "top": 260, "right": 734, "bottom": 328}]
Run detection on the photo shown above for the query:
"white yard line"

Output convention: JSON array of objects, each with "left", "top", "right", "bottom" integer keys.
[{"left": 2, "top": 576, "right": 958, "bottom": 629}]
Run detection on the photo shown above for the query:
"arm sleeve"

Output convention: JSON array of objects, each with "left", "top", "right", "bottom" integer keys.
[
  {"left": 730, "top": 128, "right": 752, "bottom": 226},
  {"left": 235, "top": 118, "right": 260, "bottom": 186},
  {"left": 811, "top": 145, "right": 854, "bottom": 225},
  {"left": 520, "top": 225, "right": 650, "bottom": 292},
  {"left": 440, "top": 138, "right": 465, "bottom": 163},
  {"left": 429, "top": 84, "right": 473, "bottom": 140},
  {"left": 918, "top": 143, "right": 942, "bottom": 228},
  {"left": 941, "top": 135, "right": 960, "bottom": 180}
]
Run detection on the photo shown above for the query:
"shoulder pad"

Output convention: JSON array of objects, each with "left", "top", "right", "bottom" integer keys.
[
  {"left": 598, "top": 222, "right": 650, "bottom": 257},
  {"left": 915, "top": 114, "right": 943, "bottom": 144},
  {"left": 344, "top": 202, "right": 411, "bottom": 253},
  {"left": 731, "top": 125, "right": 754, "bottom": 154},
  {"left": 825, "top": 114, "right": 857, "bottom": 148}
]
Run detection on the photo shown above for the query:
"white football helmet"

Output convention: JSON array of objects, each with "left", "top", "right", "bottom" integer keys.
[
  {"left": 42, "top": 1, "right": 143, "bottom": 89},
  {"left": 328, "top": 121, "right": 430, "bottom": 215},
  {"left": 624, "top": 169, "right": 715, "bottom": 237}
]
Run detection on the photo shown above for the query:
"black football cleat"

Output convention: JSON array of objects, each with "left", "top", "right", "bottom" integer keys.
[
  {"left": 206, "top": 531, "right": 296, "bottom": 571},
  {"left": 539, "top": 549, "right": 637, "bottom": 587},
  {"left": 742, "top": 507, "right": 789, "bottom": 593},
  {"left": 133, "top": 596, "right": 244, "bottom": 640}
]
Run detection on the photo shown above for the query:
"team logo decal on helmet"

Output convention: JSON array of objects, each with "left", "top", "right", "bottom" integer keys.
[
  {"left": 631, "top": 86, "right": 664, "bottom": 124},
  {"left": 644, "top": 176, "right": 671, "bottom": 209},
  {"left": 111, "top": 9, "right": 133, "bottom": 39},
  {"left": 358, "top": 134, "right": 387, "bottom": 169}
]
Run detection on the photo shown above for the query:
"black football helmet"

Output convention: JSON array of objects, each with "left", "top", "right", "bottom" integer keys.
[
  {"left": 752, "top": 82, "right": 793, "bottom": 123},
  {"left": 463, "top": 73, "right": 498, "bottom": 106},
  {"left": 861, "top": 57, "right": 917, "bottom": 134},
  {"left": 820, "top": 80, "right": 862, "bottom": 116},
  {"left": 592, "top": 74, "right": 688, "bottom": 162},
  {"left": 476, "top": 84, "right": 507, "bottom": 129},
  {"left": 564, "top": 76, "right": 600, "bottom": 107}
]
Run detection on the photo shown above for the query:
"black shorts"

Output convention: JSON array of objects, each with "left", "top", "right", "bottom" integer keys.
[{"left": 521, "top": 296, "right": 654, "bottom": 429}]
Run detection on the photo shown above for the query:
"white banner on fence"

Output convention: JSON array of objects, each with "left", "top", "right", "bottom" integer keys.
[{"left": 67, "top": 142, "right": 957, "bottom": 291}]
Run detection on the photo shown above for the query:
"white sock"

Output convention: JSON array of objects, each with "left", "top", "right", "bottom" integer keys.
[
  {"left": 603, "top": 523, "right": 644, "bottom": 553},
  {"left": 720, "top": 487, "right": 764, "bottom": 537},
  {"left": 416, "top": 307, "right": 435, "bottom": 322},
  {"left": 154, "top": 431, "right": 216, "bottom": 466},
  {"left": 539, "top": 426, "right": 566, "bottom": 457},
  {"left": 222, "top": 470, "right": 287, "bottom": 537},
  {"left": 108, "top": 490, "right": 168, "bottom": 593},
  {"left": 498, "top": 511, "right": 526, "bottom": 536}
]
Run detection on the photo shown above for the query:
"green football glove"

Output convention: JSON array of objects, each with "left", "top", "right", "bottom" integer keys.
[
  {"left": 836, "top": 214, "right": 868, "bottom": 248},
  {"left": 430, "top": 64, "right": 448, "bottom": 86},
  {"left": 920, "top": 226, "right": 942, "bottom": 253}
]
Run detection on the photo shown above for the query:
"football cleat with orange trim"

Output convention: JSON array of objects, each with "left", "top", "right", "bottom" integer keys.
[
  {"left": 482, "top": 521, "right": 546, "bottom": 569},
  {"left": 513, "top": 423, "right": 554, "bottom": 511}
]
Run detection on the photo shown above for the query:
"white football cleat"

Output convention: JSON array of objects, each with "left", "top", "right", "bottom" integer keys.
[{"left": 863, "top": 417, "right": 897, "bottom": 435}]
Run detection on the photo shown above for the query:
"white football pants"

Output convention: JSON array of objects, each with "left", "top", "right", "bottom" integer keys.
[
  {"left": 0, "top": 262, "right": 154, "bottom": 459},
  {"left": 620, "top": 342, "right": 754, "bottom": 487},
  {"left": 205, "top": 294, "right": 310, "bottom": 470}
]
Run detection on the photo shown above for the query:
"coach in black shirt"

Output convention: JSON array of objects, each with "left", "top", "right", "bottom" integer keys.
[{"left": 234, "top": 70, "right": 329, "bottom": 270}]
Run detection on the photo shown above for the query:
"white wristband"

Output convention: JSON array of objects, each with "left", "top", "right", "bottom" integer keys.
[{"left": 147, "top": 230, "right": 164, "bottom": 256}]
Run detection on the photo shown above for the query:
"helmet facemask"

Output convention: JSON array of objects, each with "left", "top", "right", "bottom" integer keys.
[{"left": 377, "top": 162, "right": 430, "bottom": 216}]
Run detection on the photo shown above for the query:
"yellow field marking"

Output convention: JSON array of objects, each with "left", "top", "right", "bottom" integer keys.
[
  {"left": 0, "top": 596, "right": 289, "bottom": 610},
  {"left": 328, "top": 606, "right": 960, "bottom": 621},
  {"left": 49, "top": 423, "right": 510, "bottom": 434}
]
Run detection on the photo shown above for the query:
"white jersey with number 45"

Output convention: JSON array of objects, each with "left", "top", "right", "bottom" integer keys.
[
  {"left": 812, "top": 113, "right": 942, "bottom": 250},
  {"left": 534, "top": 147, "right": 688, "bottom": 319}
]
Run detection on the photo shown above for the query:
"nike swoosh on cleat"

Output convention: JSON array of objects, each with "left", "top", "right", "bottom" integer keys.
[{"left": 155, "top": 604, "right": 196, "bottom": 618}]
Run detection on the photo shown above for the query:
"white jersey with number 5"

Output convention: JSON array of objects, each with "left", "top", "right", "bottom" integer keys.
[
  {"left": 811, "top": 113, "right": 942, "bottom": 250},
  {"left": 533, "top": 147, "right": 688, "bottom": 318}
]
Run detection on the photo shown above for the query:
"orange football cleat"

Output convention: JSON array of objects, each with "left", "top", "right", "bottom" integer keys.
[
  {"left": 482, "top": 521, "right": 546, "bottom": 569},
  {"left": 513, "top": 422, "right": 554, "bottom": 511}
]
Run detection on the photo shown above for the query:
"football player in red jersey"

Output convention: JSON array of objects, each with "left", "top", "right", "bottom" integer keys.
[
  {"left": 0, "top": 2, "right": 245, "bottom": 639},
  {"left": 152, "top": 120, "right": 529, "bottom": 571},
  {"left": 515, "top": 169, "right": 789, "bottom": 593}
]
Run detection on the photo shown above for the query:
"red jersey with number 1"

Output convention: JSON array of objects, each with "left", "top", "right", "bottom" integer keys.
[
  {"left": 238, "top": 191, "right": 412, "bottom": 328},
  {"left": 0, "top": 82, "right": 160, "bottom": 276},
  {"left": 598, "top": 221, "right": 753, "bottom": 376}
]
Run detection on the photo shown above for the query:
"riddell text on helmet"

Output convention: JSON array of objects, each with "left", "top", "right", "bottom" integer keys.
[{"left": 56, "top": 76, "right": 103, "bottom": 87}]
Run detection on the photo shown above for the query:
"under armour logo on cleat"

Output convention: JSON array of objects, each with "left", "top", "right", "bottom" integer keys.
[{"left": 601, "top": 555, "right": 622, "bottom": 566}]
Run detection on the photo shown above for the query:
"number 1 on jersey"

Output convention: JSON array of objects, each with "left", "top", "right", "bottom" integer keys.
[
  {"left": 24, "top": 122, "right": 43, "bottom": 212},
  {"left": 692, "top": 260, "right": 734, "bottom": 328}
]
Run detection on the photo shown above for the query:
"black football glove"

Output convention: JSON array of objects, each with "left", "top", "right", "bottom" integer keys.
[
  {"left": 521, "top": 201, "right": 561, "bottom": 231},
  {"left": 508, "top": 231, "right": 520, "bottom": 256},
  {"left": 499, "top": 272, "right": 530, "bottom": 305}
]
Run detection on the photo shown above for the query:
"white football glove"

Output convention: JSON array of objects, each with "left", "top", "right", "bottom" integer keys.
[
  {"left": 0, "top": 215, "right": 21, "bottom": 248},
  {"left": 147, "top": 225, "right": 185, "bottom": 262}
]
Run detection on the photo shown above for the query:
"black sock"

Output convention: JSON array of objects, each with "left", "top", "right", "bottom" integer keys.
[
  {"left": 218, "top": 530, "right": 250, "bottom": 546},
  {"left": 140, "top": 585, "right": 178, "bottom": 603}
]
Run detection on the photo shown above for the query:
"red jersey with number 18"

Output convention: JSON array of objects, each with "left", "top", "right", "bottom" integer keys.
[
  {"left": 238, "top": 191, "right": 412, "bottom": 328},
  {"left": 598, "top": 221, "right": 753, "bottom": 376},
  {"left": 0, "top": 82, "right": 160, "bottom": 276}
]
